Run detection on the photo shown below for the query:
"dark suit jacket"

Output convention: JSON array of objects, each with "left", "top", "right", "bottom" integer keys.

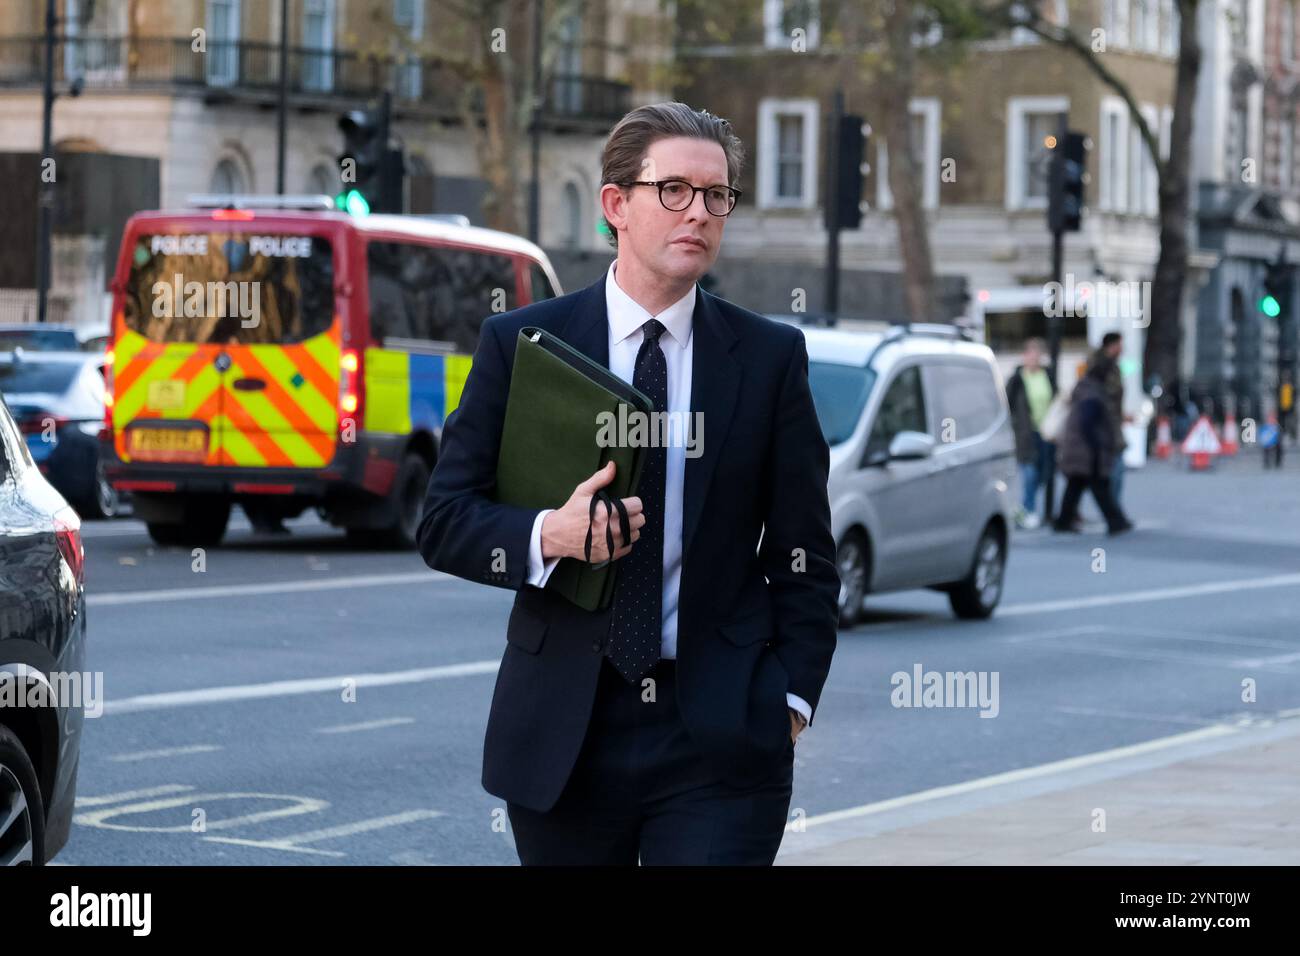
[{"left": 416, "top": 274, "right": 839, "bottom": 813}]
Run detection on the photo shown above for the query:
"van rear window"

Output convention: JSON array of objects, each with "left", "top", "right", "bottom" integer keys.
[
  {"left": 123, "top": 232, "right": 334, "bottom": 344},
  {"left": 366, "top": 240, "right": 517, "bottom": 352}
]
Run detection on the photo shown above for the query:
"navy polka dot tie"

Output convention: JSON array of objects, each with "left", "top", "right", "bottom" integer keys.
[{"left": 607, "top": 319, "right": 668, "bottom": 685}]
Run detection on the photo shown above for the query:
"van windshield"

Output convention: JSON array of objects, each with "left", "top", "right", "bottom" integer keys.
[
  {"left": 123, "top": 232, "right": 334, "bottom": 344},
  {"left": 809, "top": 361, "right": 875, "bottom": 446}
]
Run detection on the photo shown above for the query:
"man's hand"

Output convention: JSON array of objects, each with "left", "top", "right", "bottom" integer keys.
[
  {"left": 540, "top": 461, "right": 646, "bottom": 564},
  {"left": 789, "top": 708, "right": 807, "bottom": 743}
]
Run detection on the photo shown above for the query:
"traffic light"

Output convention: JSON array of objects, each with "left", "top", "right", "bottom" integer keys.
[
  {"left": 1261, "top": 256, "right": 1289, "bottom": 319},
  {"left": 336, "top": 101, "right": 404, "bottom": 214},
  {"left": 826, "top": 114, "right": 868, "bottom": 232},
  {"left": 1048, "top": 131, "right": 1087, "bottom": 233}
]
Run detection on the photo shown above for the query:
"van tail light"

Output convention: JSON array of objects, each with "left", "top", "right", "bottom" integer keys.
[
  {"left": 18, "top": 413, "right": 69, "bottom": 435},
  {"left": 53, "top": 506, "right": 84, "bottom": 586},
  {"left": 102, "top": 341, "right": 116, "bottom": 441},
  {"left": 339, "top": 346, "right": 364, "bottom": 434}
]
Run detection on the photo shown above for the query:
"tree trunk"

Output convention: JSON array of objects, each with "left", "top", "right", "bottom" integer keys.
[
  {"left": 1146, "top": 0, "right": 1201, "bottom": 406},
  {"left": 881, "top": 0, "right": 937, "bottom": 322}
]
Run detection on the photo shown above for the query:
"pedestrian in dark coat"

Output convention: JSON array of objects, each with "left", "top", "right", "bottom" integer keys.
[{"left": 1053, "top": 363, "right": 1133, "bottom": 535}]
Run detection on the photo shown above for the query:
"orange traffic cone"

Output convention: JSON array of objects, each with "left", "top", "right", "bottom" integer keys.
[
  {"left": 1221, "top": 414, "right": 1239, "bottom": 455},
  {"left": 1155, "top": 416, "right": 1172, "bottom": 459}
]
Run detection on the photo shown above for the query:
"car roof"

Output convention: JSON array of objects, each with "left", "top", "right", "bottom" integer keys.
[
  {"left": 798, "top": 324, "right": 996, "bottom": 368},
  {"left": 0, "top": 322, "right": 79, "bottom": 332},
  {"left": 0, "top": 349, "right": 98, "bottom": 364},
  {"left": 130, "top": 208, "right": 553, "bottom": 263}
]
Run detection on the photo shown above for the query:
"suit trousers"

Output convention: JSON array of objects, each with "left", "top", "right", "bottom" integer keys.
[{"left": 506, "top": 655, "right": 795, "bottom": 865}]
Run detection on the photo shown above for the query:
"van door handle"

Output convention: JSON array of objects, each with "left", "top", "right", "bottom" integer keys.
[{"left": 232, "top": 377, "right": 267, "bottom": 391}]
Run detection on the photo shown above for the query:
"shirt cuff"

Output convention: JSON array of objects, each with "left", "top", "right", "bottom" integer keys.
[
  {"left": 526, "top": 508, "right": 561, "bottom": 588},
  {"left": 786, "top": 693, "right": 812, "bottom": 727}
]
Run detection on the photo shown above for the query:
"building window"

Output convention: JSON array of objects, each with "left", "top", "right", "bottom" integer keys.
[
  {"left": 1006, "top": 96, "right": 1068, "bottom": 209},
  {"left": 211, "top": 158, "right": 247, "bottom": 195},
  {"left": 877, "top": 99, "right": 941, "bottom": 211},
  {"left": 563, "top": 181, "right": 583, "bottom": 249},
  {"left": 1160, "top": 0, "right": 1178, "bottom": 56},
  {"left": 302, "top": 0, "right": 335, "bottom": 92},
  {"left": 1280, "top": 116, "right": 1294, "bottom": 190},
  {"left": 553, "top": 13, "right": 583, "bottom": 114},
  {"left": 393, "top": 0, "right": 424, "bottom": 98},
  {"left": 763, "top": 0, "right": 820, "bottom": 50},
  {"left": 64, "top": 0, "right": 127, "bottom": 80},
  {"left": 757, "top": 98, "right": 818, "bottom": 209},
  {"left": 1284, "top": 2, "right": 1296, "bottom": 64},
  {"left": 207, "top": 0, "right": 241, "bottom": 87},
  {"left": 1104, "top": 0, "right": 1130, "bottom": 49},
  {"left": 1009, "top": 2, "right": 1037, "bottom": 44},
  {"left": 1100, "top": 97, "right": 1129, "bottom": 212},
  {"left": 1131, "top": 105, "right": 1159, "bottom": 215}
]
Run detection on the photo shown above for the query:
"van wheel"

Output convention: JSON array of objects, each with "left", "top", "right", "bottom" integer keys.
[
  {"left": 948, "top": 524, "right": 1005, "bottom": 619},
  {"left": 836, "top": 531, "right": 869, "bottom": 628},
  {"left": 146, "top": 499, "right": 231, "bottom": 548},
  {"left": 372, "top": 453, "right": 430, "bottom": 550},
  {"left": 0, "top": 725, "right": 45, "bottom": 865}
]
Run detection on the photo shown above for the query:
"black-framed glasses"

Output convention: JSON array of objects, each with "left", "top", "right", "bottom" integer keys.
[{"left": 622, "top": 179, "right": 741, "bottom": 216}]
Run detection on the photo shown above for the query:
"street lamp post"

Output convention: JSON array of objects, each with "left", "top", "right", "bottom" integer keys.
[{"left": 36, "top": 0, "right": 58, "bottom": 324}]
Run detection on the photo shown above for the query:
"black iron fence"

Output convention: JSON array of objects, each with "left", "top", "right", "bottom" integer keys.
[{"left": 0, "top": 35, "right": 631, "bottom": 122}]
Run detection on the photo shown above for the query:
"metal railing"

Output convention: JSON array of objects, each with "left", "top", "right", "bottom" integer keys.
[{"left": 0, "top": 35, "right": 631, "bottom": 122}]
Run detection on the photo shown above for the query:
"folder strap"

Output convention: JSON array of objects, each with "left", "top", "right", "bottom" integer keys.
[{"left": 584, "top": 488, "right": 631, "bottom": 569}]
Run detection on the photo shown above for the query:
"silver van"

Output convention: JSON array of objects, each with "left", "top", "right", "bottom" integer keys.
[{"left": 800, "top": 323, "right": 1016, "bottom": 625}]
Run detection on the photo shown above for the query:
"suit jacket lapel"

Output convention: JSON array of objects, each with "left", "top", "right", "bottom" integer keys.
[
  {"left": 682, "top": 288, "right": 739, "bottom": 562},
  {"left": 558, "top": 277, "right": 610, "bottom": 369}
]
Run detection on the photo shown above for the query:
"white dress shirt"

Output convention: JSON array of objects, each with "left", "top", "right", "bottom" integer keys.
[{"left": 524, "top": 260, "right": 812, "bottom": 727}]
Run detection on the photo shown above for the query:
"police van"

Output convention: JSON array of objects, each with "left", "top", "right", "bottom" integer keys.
[{"left": 100, "top": 195, "right": 561, "bottom": 547}]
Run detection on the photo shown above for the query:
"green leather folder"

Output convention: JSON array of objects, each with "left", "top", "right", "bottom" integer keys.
[{"left": 495, "top": 326, "right": 653, "bottom": 611}]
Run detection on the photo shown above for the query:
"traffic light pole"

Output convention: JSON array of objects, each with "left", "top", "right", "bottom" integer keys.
[
  {"left": 35, "top": 0, "right": 56, "bottom": 324},
  {"left": 1042, "top": 111, "right": 1068, "bottom": 525},
  {"left": 276, "top": 0, "right": 289, "bottom": 195}
]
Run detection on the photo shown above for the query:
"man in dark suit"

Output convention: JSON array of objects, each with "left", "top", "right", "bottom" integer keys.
[{"left": 417, "top": 102, "right": 839, "bottom": 865}]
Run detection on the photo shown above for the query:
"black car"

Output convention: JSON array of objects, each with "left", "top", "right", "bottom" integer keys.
[
  {"left": 0, "top": 391, "right": 86, "bottom": 864},
  {"left": 0, "top": 350, "right": 119, "bottom": 518}
]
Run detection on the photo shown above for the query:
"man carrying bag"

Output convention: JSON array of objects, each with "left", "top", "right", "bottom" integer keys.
[{"left": 417, "top": 102, "right": 839, "bottom": 865}]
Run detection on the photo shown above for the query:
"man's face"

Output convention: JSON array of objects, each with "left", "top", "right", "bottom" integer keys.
[
  {"left": 1023, "top": 342, "right": 1042, "bottom": 367},
  {"left": 1106, "top": 338, "right": 1123, "bottom": 359},
  {"left": 602, "top": 136, "right": 730, "bottom": 283}
]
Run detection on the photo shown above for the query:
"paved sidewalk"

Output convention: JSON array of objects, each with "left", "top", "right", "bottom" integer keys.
[{"left": 777, "top": 712, "right": 1300, "bottom": 865}]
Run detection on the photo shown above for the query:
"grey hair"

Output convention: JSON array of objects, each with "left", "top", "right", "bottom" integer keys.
[{"left": 599, "top": 102, "right": 745, "bottom": 249}]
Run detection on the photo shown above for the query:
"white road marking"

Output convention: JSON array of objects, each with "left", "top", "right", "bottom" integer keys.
[
  {"left": 203, "top": 809, "right": 445, "bottom": 856},
  {"left": 103, "top": 661, "right": 499, "bottom": 715},
  {"left": 315, "top": 717, "right": 416, "bottom": 734},
  {"left": 74, "top": 784, "right": 195, "bottom": 807},
  {"left": 109, "top": 744, "right": 223, "bottom": 762},
  {"left": 1053, "top": 705, "right": 1216, "bottom": 727},
  {"left": 1233, "top": 650, "right": 1300, "bottom": 667},
  {"left": 87, "top": 571, "right": 452, "bottom": 606},
  {"left": 999, "top": 571, "right": 1300, "bottom": 617},
  {"left": 74, "top": 792, "right": 328, "bottom": 832},
  {"left": 787, "top": 723, "right": 1241, "bottom": 832}
]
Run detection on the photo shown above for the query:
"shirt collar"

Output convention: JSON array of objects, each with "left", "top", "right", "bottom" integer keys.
[{"left": 605, "top": 260, "right": 694, "bottom": 350}]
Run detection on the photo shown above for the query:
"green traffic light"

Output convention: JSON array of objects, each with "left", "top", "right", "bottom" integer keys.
[
  {"left": 1261, "top": 294, "right": 1282, "bottom": 318},
  {"left": 334, "top": 189, "right": 370, "bottom": 216}
]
